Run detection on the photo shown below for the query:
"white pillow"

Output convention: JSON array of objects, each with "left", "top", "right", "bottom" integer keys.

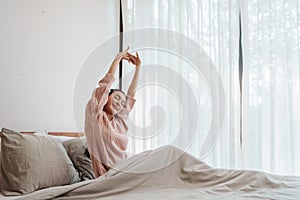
[
  {"left": 33, "top": 131, "right": 75, "bottom": 142},
  {"left": 33, "top": 130, "right": 48, "bottom": 136},
  {"left": 49, "top": 135, "right": 78, "bottom": 142}
]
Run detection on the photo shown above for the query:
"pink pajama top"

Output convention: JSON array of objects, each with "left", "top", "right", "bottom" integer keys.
[{"left": 84, "top": 73, "right": 136, "bottom": 177}]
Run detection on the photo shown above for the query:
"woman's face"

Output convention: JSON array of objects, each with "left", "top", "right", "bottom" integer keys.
[{"left": 105, "top": 91, "right": 126, "bottom": 115}]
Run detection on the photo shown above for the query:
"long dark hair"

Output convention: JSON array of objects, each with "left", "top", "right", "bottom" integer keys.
[
  {"left": 109, "top": 89, "right": 125, "bottom": 96},
  {"left": 84, "top": 148, "right": 90, "bottom": 159}
]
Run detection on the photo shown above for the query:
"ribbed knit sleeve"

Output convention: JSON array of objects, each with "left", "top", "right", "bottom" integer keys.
[{"left": 90, "top": 73, "right": 115, "bottom": 115}]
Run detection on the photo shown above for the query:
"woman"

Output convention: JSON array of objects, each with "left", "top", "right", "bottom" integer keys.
[{"left": 85, "top": 47, "right": 141, "bottom": 177}]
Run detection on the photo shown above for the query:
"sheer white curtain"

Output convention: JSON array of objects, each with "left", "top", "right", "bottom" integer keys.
[
  {"left": 121, "top": 0, "right": 240, "bottom": 169},
  {"left": 241, "top": 0, "right": 300, "bottom": 175}
]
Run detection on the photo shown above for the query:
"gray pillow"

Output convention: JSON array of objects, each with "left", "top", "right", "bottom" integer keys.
[
  {"left": 62, "top": 138, "right": 95, "bottom": 181},
  {"left": 0, "top": 128, "right": 80, "bottom": 195}
]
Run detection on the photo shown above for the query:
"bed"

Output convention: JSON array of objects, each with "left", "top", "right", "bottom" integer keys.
[{"left": 1, "top": 128, "right": 300, "bottom": 200}]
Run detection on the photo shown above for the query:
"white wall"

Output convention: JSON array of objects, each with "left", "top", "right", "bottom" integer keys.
[{"left": 0, "top": 0, "right": 119, "bottom": 131}]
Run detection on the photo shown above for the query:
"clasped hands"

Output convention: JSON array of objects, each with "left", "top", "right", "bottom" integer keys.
[{"left": 114, "top": 46, "right": 141, "bottom": 67}]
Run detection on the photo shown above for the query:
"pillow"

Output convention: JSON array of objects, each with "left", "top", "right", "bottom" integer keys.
[
  {"left": 33, "top": 131, "right": 75, "bottom": 142},
  {"left": 32, "top": 130, "right": 48, "bottom": 136},
  {"left": 0, "top": 128, "right": 80, "bottom": 195},
  {"left": 49, "top": 135, "right": 76, "bottom": 142},
  {"left": 62, "top": 138, "right": 95, "bottom": 181}
]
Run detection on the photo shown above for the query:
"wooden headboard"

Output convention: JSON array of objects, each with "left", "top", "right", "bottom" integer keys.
[{"left": 21, "top": 132, "right": 85, "bottom": 137}]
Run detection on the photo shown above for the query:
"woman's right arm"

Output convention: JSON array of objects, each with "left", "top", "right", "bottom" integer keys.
[
  {"left": 90, "top": 73, "right": 115, "bottom": 114},
  {"left": 108, "top": 46, "right": 130, "bottom": 75},
  {"left": 90, "top": 47, "right": 131, "bottom": 115}
]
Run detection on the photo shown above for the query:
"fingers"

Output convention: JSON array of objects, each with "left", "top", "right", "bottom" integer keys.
[
  {"left": 123, "top": 46, "right": 129, "bottom": 54},
  {"left": 122, "top": 54, "right": 134, "bottom": 63},
  {"left": 122, "top": 51, "right": 141, "bottom": 66},
  {"left": 119, "top": 46, "right": 130, "bottom": 57},
  {"left": 122, "top": 56, "right": 130, "bottom": 61},
  {"left": 127, "top": 52, "right": 139, "bottom": 59},
  {"left": 127, "top": 52, "right": 135, "bottom": 57},
  {"left": 123, "top": 46, "right": 129, "bottom": 52},
  {"left": 124, "top": 53, "right": 135, "bottom": 61}
]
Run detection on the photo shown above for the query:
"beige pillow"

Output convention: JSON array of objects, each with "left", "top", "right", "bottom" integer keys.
[{"left": 0, "top": 128, "right": 80, "bottom": 195}]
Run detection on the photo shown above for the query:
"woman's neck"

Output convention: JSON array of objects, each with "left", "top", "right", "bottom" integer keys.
[{"left": 103, "top": 106, "right": 114, "bottom": 121}]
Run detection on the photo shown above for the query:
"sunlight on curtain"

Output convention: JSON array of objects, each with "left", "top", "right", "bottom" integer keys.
[
  {"left": 121, "top": 0, "right": 240, "bottom": 169},
  {"left": 241, "top": 0, "right": 300, "bottom": 175}
]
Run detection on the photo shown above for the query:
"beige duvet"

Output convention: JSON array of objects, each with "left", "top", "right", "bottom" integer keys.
[{"left": 19, "top": 145, "right": 300, "bottom": 200}]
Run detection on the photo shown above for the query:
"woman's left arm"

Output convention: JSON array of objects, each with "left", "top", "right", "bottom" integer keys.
[
  {"left": 117, "top": 52, "right": 141, "bottom": 119},
  {"left": 127, "top": 52, "right": 141, "bottom": 98}
]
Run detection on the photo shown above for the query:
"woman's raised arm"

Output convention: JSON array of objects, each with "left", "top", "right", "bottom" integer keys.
[
  {"left": 116, "top": 52, "right": 141, "bottom": 120},
  {"left": 126, "top": 52, "right": 141, "bottom": 98},
  {"left": 108, "top": 46, "right": 130, "bottom": 75},
  {"left": 88, "top": 47, "right": 131, "bottom": 115}
]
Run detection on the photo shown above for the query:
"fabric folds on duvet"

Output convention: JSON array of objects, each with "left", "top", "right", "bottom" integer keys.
[{"left": 19, "top": 145, "right": 300, "bottom": 200}]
